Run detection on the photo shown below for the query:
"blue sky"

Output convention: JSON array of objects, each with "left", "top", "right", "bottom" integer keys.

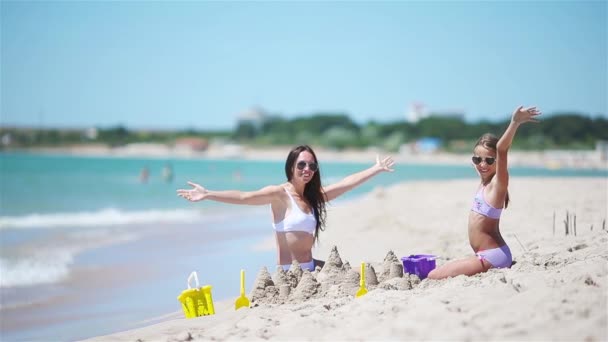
[{"left": 1, "top": 1, "right": 606, "bottom": 130}]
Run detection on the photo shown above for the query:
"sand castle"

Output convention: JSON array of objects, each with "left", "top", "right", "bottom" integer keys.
[{"left": 250, "top": 246, "right": 421, "bottom": 305}]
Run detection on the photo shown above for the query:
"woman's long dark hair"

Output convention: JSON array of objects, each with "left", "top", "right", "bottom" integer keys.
[
  {"left": 285, "top": 145, "right": 327, "bottom": 241},
  {"left": 475, "top": 133, "right": 509, "bottom": 208}
]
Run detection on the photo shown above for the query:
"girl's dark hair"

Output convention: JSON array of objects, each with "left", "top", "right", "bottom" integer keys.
[
  {"left": 475, "top": 133, "right": 509, "bottom": 208},
  {"left": 285, "top": 145, "right": 327, "bottom": 241}
]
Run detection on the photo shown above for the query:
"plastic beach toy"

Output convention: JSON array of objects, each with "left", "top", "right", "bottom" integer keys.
[
  {"left": 177, "top": 271, "right": 215, "bottom": 318},
  {"left": 355, "top": 262, "right": 368, "bottom": 298},
  {"left": 234, "top": 269, "right": 250, "bottom": 310},
  {"left": 401, "top": 254, "right": 437, "bottom": 280}
]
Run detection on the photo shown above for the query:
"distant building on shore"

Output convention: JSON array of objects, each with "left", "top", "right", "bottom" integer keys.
[
  {"left": 1, "top": 133, "right": 12, "bottom": 147},
  {"left": 406, "top": 102, "right": 429, "bottom": 123},
  {"left": 406, "top": 102, "right": 465, "bottom": 123},
  {"left": 597, "top": 140, "right": 608, "bottom": 161},
  {"left": 174, "top": 137, "right": 209, "bottom": 152},
  {"left": 237, "top": 107, "right": 268, "bottom": 129},
  {"left": 84, "top": 127, "right": 98, "bottom": 140}
]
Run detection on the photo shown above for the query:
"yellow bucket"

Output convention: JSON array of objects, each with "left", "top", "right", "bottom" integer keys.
[{"left": 177, "top": 272, "right": 215, "bottom": 318}]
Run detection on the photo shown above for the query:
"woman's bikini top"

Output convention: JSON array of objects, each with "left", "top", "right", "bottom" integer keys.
[
  {"left": 471, "top": 185, "right": 503, "bottom": 219},
  {"left": 272, "top": 188, "right": 316, "bottom": 235}
]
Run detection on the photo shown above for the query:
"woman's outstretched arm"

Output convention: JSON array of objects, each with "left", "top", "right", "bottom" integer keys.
[
  {"left": 322, "top": 155, "right": 394, "bottom": 202},
  {"left": 177, "top": 182, "right": 283, "bottom": 206}
]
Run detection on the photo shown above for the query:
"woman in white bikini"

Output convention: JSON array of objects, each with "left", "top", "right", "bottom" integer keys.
[
  {"left": 428, "top": 105, "right": 541, "bottom": 279},
  {"left": 177, "top": 145, "right": 394, "bottom": 271}
]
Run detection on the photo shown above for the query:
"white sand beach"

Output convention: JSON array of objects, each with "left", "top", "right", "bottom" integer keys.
[{"left": 85, "top": 176, "right": 607, "bottom": 341}]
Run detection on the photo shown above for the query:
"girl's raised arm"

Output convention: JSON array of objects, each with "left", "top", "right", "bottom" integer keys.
[{"left": 495, "top": 106, "right": 541, "bottom": 187}]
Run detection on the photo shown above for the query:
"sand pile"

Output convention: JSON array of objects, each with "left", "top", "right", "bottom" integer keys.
[{"left": 250, "top": 245, "right": 421, "bottom": 306}]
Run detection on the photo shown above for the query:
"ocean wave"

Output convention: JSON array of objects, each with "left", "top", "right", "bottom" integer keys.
[
  {"left": 0, "top": 252, "right": 73, "bottom": 288},
  {"left": 0, "top": 228, "right": 137, "bottom": 288},
  {"left": 0, "top": 208, "right": 206, "bottom": 229}
]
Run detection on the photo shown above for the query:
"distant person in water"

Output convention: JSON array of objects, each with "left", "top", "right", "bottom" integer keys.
[
  {"left": 177, "top": 145, "right": 395, "bottom": 271},
  {"left": 162, "top": 163, "right": 174, "bottom": 183},
  {"left": 140, "top": 166, "right": 149, "bottom": 184},
  {"left": 428, "top": 105, "right": 541, "bottom": 279}
]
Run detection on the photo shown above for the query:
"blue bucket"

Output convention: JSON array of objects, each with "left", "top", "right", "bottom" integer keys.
[{"left": 400, "top": 254, "right": 437, "bottom": 279}]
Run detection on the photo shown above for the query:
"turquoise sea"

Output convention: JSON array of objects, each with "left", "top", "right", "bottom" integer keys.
[{"left": 0, "top": 151, "right": 606, "bottom": 341}]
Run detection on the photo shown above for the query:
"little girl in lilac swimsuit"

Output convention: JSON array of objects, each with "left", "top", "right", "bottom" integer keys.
[{"left": 428, "top": 106, "right": 541, "bottom": 279}]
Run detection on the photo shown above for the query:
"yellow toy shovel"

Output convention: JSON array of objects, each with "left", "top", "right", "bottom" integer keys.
[
  {"left": 235, "top": 269, "right": 250, "bottom": 310},
  {"left": 356, "top": 262, "right": 368, "bottom": 298}
]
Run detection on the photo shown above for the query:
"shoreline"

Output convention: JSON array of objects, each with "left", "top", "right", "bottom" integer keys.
[{"left": 3, "top": 143, "right": 608, "bottom": 170}]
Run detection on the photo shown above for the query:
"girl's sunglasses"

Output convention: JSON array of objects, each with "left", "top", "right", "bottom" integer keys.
[
  {"left": 472, "top": 156, "right": 496, "bottom": 165},
  {"left": 296, "top": 161, "right": 318, "bottom": 172}
]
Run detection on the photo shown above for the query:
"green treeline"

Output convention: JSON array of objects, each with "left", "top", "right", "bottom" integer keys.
[
  {"left": 233, "top": 112, "right": 607, "bottom": 151},
  {"left": 1, "top": 112, "right": 607, "bottom": 152}
]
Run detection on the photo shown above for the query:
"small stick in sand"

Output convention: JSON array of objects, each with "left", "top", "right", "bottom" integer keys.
[
  {"left": 513, "top": 233, "right": 527, "bottom": 253},
  {"left": 564, "top": 211, "right": 570, "bottom": 236},
  {"left": 553, "top": 211, "right": 555, "bottom": 236}
]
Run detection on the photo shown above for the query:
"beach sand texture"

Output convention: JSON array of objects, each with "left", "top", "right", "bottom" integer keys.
[{"left": 85, "top": 177, "right": 607, "bottom": 341}]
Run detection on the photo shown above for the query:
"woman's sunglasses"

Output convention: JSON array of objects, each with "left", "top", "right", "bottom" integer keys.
[
  {"left": 296, "top": 161, "right": 318, "bottom": 172},
  {"left": 472, "top": 156, "right": 496, "bottom": 165}
]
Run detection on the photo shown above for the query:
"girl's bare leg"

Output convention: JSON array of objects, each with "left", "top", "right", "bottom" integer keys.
[{"left": 427, "top": 256, "right": 492, "bottom": 280}]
